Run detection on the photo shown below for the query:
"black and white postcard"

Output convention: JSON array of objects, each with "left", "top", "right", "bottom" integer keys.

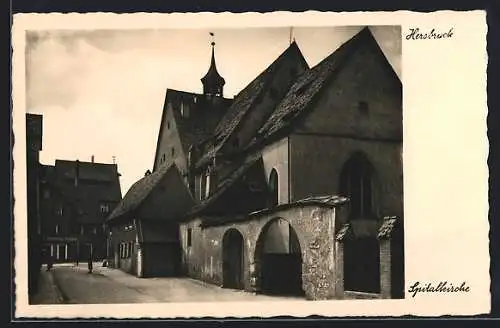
[{"left": 12, "top": 10, "right": 489, "bottom": 318}]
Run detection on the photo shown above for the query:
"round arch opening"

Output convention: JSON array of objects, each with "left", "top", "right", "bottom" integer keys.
[
  {"left": 254, "top": 218, "right": 304, "bottom": 296},
  {"left": 222, "top": 228, "right": 244, "bottom": 290}
]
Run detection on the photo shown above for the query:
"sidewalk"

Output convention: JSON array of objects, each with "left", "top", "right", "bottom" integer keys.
[{"left": 30, "top": 266, "right": 65, "bottom": 304}]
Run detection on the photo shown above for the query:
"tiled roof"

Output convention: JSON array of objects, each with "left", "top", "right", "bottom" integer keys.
[
  {"left": 196, "top": 41, "right": 306, "bottom": 168},
  {"left": 153, "top": 89, "right": 232, "bottom": 171},
  {"left": 185, "top": 151, "right": 263, "bottom": 219},
  {"left": 250, "top": 27, "right": 392, "bottom": 148},
  {"left": 107, "top": 163, "right": 177, "bottom": 222},
  {"left": 55, "top": 159, "right": 120, "bottom": 182},
  {"left": 377, "top": 216, "right": 399, "bottom": 239}
]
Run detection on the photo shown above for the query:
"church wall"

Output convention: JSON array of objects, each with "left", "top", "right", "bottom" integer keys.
[
  {"left": 289, "top": 35, "right": 402, "bottom": 218},
  {"left": 153, "top": 102, "right": 188, "bottom": 173},
  {"left": 179, "top": 205, "right": 345, "bottom": 300},
  {"left": 289, "top": 134, "right": 403, "bottom": 219},
  {"left": 295, "top": 34, "right": 402, "bottom": 140},
  {"left": 261, "top": 136, "right": 290, "bottom": 204}
]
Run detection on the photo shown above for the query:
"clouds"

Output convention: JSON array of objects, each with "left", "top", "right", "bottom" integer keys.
[{"left": 26, "top": 26, "right": 402, "bottom": 194}]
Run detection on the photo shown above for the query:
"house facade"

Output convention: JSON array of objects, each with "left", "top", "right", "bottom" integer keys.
[
  {"left": 39, "top": 158, "right": 122, "bottom": 262},
  {"left": 26, "top": 113, "right": 44, "bottom": 301},
  {"left": 106, "top": 164, "right": 195, "bottom": 277},
  {"left": 111, "top": 27, "right": 404, "bottom": 300}
]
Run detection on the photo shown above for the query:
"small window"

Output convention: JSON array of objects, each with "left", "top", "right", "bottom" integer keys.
[
  {"left": 80, "top": 225, "right": 84, "bottom": 235},
  {"left": 296, "top": 80, "right": 313, "bottom": 95},
  {"left": 358, "top": 101, "right": 369, "bottom": 114},
  {"left": 161, "top": 154, "right": 166, "bottom": 163},
  {"left": 187, "top": 228, "right": 192, "bottom": 247},
  {"left": 43, "top": 189, "right": 50, "bottom": 199},
  {"left": 180, "top": 103, "right": 189, "bottom": 118},
  {"left": 167, "top": 121, "right": 171, "bottom": 129},
  {"left": 93, "top": 227, "right": 97, "bottom": 235},
  {"left": 171, "top": 147, "right": 175, "bottom": 157},
  {"left": 55, "top": 206, "right": 63, "bottom": 216},
  {"left": 205, "top": 172, "right": 211, "bottom": 199},
  {"left": 100, "top": 203, "right": 109, "bottom": 214},
  {"left": 55, "top": 224, "right": 59, "bottom": 235},
  {"left": 193, "top": 96, "right": 197, "bottom": 104}
]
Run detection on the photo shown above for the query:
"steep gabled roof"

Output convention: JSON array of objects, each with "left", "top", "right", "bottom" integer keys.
[
  {"left": 54, "top": 159, "right": 120, "bottom": 183},
  {"left": 107, "top": 163, "right": 179, "bottom": 222},
  {"left": 153, "top": 89, "right": 232, "bottom": 171},
  {"left": 195, "top": 41, "right": 308, "bottom": 168},
  {"left": 185, "top": 151, "right": 264, "bottom": 219},
  {"left": 250, "top": 27, "right": 401, "bottom": 148}
]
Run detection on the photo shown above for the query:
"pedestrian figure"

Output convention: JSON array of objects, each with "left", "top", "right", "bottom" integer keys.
[
  {"left": 46, "top": 254, "right": 53, "bottom": 271},
  {"left": 88, "top": 254, "right": 93, "bottom": 274}
]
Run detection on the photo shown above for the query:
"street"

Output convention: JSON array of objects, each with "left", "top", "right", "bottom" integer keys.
[{"left": 35, "top": 262, "right": 302, "bottom": 304}]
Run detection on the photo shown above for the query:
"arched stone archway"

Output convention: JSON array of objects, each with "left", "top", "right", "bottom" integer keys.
[
  {"left": 253, "top": 217, "right": 304, "bottom": 296},
  {"left": 222, "top": 228, "right": 244, "bottom": 290}
]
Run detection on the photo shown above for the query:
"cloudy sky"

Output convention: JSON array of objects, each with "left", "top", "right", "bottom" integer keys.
[{"left": 26, "top": 25, "right": 401, "bottom": 195}]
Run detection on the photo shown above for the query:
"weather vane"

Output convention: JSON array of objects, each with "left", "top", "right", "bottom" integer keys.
[{"left": 209, "top": 32, "right": 215, "bottom": 46}]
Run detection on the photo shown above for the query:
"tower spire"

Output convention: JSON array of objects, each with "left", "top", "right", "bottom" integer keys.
[{"left": 201, "top": 32, "right": 225, "bottom": 97}]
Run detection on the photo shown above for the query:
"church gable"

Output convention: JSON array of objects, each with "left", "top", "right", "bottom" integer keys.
[
  {"left": 153, "top": 94, "right": 188, "bottom": 173},
  {"left": 294, "top": 30, "right": 402, "bottom": 141},
  {"left": 220, "top": 42, "right": 309, "bottom": 155},
  {"left": 195, "top": 41, "right": 309, "bottom": 168}
]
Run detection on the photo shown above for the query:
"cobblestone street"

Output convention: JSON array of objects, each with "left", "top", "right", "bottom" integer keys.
[{"left": 32, "top": 263, "right": 303, "bottom": 304}]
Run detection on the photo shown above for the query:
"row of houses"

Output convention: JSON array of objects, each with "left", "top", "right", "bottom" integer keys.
[
  {"left": 105, "top": 27, "right": 405, "bottom": 300},
  {"left": 25, "top": 114, "right": 122, "bottom": 300}
]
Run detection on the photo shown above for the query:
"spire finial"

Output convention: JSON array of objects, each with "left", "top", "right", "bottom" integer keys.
[{"left": 201, "top": 31, "right": 225, "bottom": 97}]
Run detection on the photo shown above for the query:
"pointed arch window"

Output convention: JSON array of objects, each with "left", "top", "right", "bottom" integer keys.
[
  {"left": 339, "top": 152, "right": 375, "bottom": 220},
  {"left": 268, "top": 169, "right": 279, "bottom": 208}
]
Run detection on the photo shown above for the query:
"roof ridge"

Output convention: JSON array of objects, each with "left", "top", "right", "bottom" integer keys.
[
  {"left": 249, "top": 27, "right": 384, "bottom": 148},
  {"left": 196, "top": 42, "right": 307, "bottom": 168}
]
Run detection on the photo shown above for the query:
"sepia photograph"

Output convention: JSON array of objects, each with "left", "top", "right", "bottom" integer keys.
[
  {"left": 13, "top": 10, "right": 489, "bottom": 318},
  {"left": 25, "top": 24, "right": 404, "bottom": 304}
]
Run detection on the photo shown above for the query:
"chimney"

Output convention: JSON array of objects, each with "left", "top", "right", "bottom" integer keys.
[
  {"left": 91, "top": 155, "right": 95, "bottom": 163},
  {"left": 74, "top": 160, "right": 80, "bottom": 187}
]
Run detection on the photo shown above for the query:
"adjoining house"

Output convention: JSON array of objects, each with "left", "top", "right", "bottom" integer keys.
[
  {"left": 105, "top": 164, "right": 195, "bottom": 277},
  {"left": 111, "top": 27, "right": 404, "bottom": 300},
  {"left": 26, "top": 113, "right": 44, "bottom": 301},
  {"left": 39, "top": 158, "right": 122, "bottom": 263}
]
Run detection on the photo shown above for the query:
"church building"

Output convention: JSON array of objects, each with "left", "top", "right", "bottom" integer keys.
[{"left": 109, "top": 27, "right": 404, "bottom": 300}]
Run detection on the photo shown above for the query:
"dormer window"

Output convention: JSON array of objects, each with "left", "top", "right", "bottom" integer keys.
[
  {"left": 100, "top": 203, "right": 110, "bottom": 214},
  {"left": 205, "top": 169, "right": 211, "bottom": 199},
  {"left": 180, "top": 103, "right": 189, "bottom": 118}
]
